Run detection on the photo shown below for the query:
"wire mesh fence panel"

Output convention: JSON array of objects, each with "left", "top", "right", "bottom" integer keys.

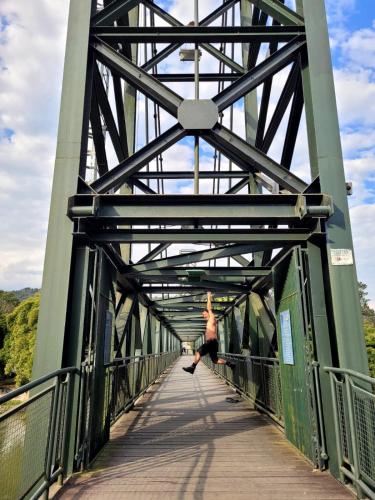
[
  {"left": 104, "top": 352, "right": 179, "bottom": 424},
  {"left": 335, "top": 380, "right": 351, "bottom": 463},
  {"left": 251, "top": 360, "right": 263, "bottom": 403},
  {"left": 204, "top": 354, "right": 283, "bottom": 426},
  {"left": 263, "top": 363, "right": 276, "bottom": 415},
  {"left": 55, "top": 381, "right": 68, "bottom": 466},
  {"left": 0, "top": 388, "right": 53, "bottom": 499},
  {"left": 352, "top": 386, "right": 375, "bottom": 486},
  {"left": 327, "top": 368, "right": 375, "bottom": 498}
]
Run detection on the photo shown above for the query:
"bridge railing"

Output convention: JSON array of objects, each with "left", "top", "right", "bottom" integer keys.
[
  {"left": 0, "top": 351, "right": 179, "bottom": 499},
  {"left": 104, "top": 351, "right": 180, "bottom": 423},
  {"left": 326, "top": 367, "right": 375, "bottom": 499},
  {"left": 0, "top": 367, "right": 76, "bottom": 500},
  {"left": 203, "top": 353, "right": 283, "bottom": 425}
]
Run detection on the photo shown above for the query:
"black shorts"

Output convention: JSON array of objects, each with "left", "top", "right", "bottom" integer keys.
[{"left": 197, "top": 339, "right": 219, "bottom": 362}]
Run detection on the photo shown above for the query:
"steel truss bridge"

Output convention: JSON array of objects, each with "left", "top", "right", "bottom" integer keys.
[{"left": 1, "top": 0, "right": 374, "bottom": 499}]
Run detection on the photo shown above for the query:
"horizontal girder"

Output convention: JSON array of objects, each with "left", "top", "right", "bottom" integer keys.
[
  {"left": 140, "top": 283, "right": 249, "bottom": 293},
  {"left": 132, "top": 171, "right": 249, "bottom": 179},
  {"left": 127, "top": 267, "right": 271, "bottom": 277},
  {"left": 69, "top": 194, "right": 332, "bottom": 225},
  {"left": 75, "top": 228, "right": 320, "bottom": 244},
  {"left": 92, "top": 26, "right": 305, "bottom": 43}
]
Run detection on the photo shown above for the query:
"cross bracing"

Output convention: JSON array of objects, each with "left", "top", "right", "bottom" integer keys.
[
  {"left": 34, "top": 0, "right": 369, "bottom": 371},
  {"left": 28, "top": 0, "right": 372, "bottom": 495},
  {"left": 61, "top": 0, "right": 314, "bottom": 343}
]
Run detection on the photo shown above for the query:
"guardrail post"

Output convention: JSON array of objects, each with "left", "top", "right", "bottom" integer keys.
[
  {"left": 44, "top": 375, "right": 62, "bottom": 496},
  {"left": 345, "top": 374, "right": 364, "bottom": 499},
  {"left": 328, "top": 373, "right": 344, "bottom": 481}
]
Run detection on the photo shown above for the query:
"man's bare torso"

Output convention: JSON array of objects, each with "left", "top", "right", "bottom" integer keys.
[{"left": 205, "top": 314, "right": 217, "bottom": 341}]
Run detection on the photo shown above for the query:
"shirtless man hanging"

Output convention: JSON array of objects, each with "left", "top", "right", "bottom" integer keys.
[{"left": 182, "top": 292, "right": 236, "bottom": 374}]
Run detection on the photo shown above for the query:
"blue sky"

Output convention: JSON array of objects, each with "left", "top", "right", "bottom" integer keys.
[{"left": 0, "top": 0, "right": 374, "bottom": 307}]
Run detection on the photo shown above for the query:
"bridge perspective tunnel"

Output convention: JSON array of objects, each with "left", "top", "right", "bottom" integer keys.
[{"left": 0, "top": 0, "right": 374, "bottom": 499}]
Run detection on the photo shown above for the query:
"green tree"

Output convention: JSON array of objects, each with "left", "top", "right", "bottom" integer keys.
[
  {"left": 0, "top": 290, "right": 19, "bottom": 315},
  {"left": 1, "top": 294, "right": 40, "bottom": 386},
  {"left": 359, "top": 282, "right": 375, "bottom": 326},
  {"left": 0, "top": 312, "right": 8, "bottom": 378},
  {"left": 358, "top": 282, "right": 375, "bottom": 377},
  {"left": 0, "top": 291, "right": 20, "bottom": 380},
  {"left": 364, "top": 322, "right": 375, "bottom": 378}
]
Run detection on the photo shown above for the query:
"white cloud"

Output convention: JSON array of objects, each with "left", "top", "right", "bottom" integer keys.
[
  {"left": 0, "top": 0, "right": 69, "bottom": 289},
  {"left": 326, "top": 0, "right": 356, "bottom": 25},
  {"left": 341, "top": 22, "right": 375, "bottom": 68},
  {"left": 350, "top": 204, "right": 375, "bottom": 307},
  {"left": 334, "top": 68, "right": 375, "bottom": 127}
]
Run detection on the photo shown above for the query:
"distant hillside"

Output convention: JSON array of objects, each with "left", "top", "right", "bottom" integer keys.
[{"left": 11, "top": 288, "right": 39, "bottom": 302}]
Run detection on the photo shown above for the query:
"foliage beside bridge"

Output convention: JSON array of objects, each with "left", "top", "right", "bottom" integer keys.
[{"left": 0, "top": 292, "right": 39, "bottom": 386}]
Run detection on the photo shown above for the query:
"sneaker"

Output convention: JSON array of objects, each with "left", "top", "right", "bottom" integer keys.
[
  {"left": 226, "top": 361, "right": 236, "bottom": 371},
  {"left": 182, "top": 365, "right": 196, "bottom": 375}
]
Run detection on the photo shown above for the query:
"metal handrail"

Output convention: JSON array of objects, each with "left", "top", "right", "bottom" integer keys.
[
  {"left": 104, "top": 352, "right": 172, "bottom": 367},
  {"left": 325, "top": 366, "right": 375, "bottom": 385},
  {"left": 0, "top": 351, "right": 179, "bottom": 500},
  {"left": 0, "top": 367, "right": 77, "bottom": 405},
  {"left": 219, "top": 352, "right": 280, "bottom": 363},
  {"left": 325, "top": 366, "right": 375, "bottom": 499}
]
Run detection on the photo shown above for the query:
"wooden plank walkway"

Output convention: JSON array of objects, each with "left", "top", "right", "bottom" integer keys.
[{"left": 56, "top": 357, "right": 353, "bottom": 500}]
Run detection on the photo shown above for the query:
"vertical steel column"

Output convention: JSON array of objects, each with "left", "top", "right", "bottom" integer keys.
[
  {"left": 62, "top": 246, "right": 91, "bottom": 475},
  {"left": 298, "top": 0, "right": 369, "bottom": 373},
  {"left": 240, "top": 0, "right": 258, "bottom": 148},
  {"left": 194, "top": 0, "right": 200, "bottom": 194},
  {"left": 33, "top": 0, "right": 94, "bottom": 378},
  {"left": 88, "top": 250, "right": 116, "bottom": 461},
  {"left": 240, "top": 0, "right": 264, "bottom": 268},
  {"left": 121, "top": 5, "right": 140, "bottom": 264},
  {"left": 305, "top": 242, "right": 339, "bottom": 475}
]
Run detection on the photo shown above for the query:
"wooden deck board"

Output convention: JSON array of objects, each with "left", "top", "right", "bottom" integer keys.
[{"left": 56, "top": 357, "right": 353, "bottom": 499}]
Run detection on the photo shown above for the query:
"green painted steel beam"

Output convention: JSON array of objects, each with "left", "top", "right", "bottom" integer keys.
[
  {"left": 140, "top": 0, "right": 242, "bottom": 73},
  {"left": 131, "top": 276, "right": 255, "bottom": 284},
  {"left": 76, "top": 227, "right": 317, "bottom": 244},
  {"left": 142, "top": 0, "right": 184, "bottom": 27},
  {"left": 92, "top": 26, "right": 305, "bottom": 43},
  {"left": 299, "top": 0, "right": 369, "bottom": 374},
  {"left": 141, "top": 282, "right": 249, "bottom": 293},
  {"left": 92, "top": 39, "right": 183, "bottom": 117},
  {"left": 152, "top": 292, "right": 235, "bottom": 304},
  {"left": 132, "top": 171, "right": 248, "bottom": 179},
  {"left": 201, "top": 43, "right": 244, "bottom": 73},
  {"left": 247, "top": 0, "right": 304, "bottom": 26},
  {"left": 127, "top": 244, "right": 267, "bottom": 273},
  {"left": 162, "top": 313, "right": 209, "bottom": 318},
  {"left": 33, "top": 0, "right": 93, "bottom": 379},
  {"left": 156, "top": 304, "right": 229, "bottom": 315},
  {"left": 155, "top": 74, "right": 242, "bottom": 82},
  {"left": 204, "top": 126, "right": 308, "bottom": 193},
  {"left": 69, "top": 193, "right": 332, "bottom": 225},
  {"left": 91, "top": 124, "right": 186, "bottom": 193},
  {"left": 213, "top": 37, "right": 306, "bottom": 112},
  {"left": 128, "top": 266, "right": 271, "bottom": 277},
  {"left": 92, "top": 0, "right": 140, "bottom": 26},
  {"left": 167, "top": 321, "right": 206, "bottom": 325}
]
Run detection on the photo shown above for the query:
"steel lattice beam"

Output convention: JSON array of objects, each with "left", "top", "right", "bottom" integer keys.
[
  {"left": 75, "top": 228, "right": 318, "bottom": 244},
  {"left": 69, "top": 193, "right": 332, "bottom": 225},
  {"left": 92, "top": 26, "right": 305, "bottom": 43}
]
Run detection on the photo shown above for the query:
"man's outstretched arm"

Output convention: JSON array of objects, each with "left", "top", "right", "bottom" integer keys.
[{"left": 207, "top": 291, "right": 213, "bottom": 313}]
